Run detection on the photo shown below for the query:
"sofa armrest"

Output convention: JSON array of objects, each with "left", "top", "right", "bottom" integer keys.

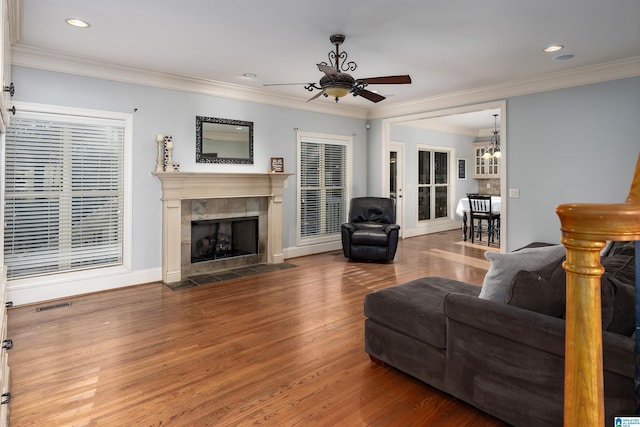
[
  {"left": 341, "top": 223, "right": 356, "bottom": 233},
  {"left": 385, "top": 223, "right": 400, "bottom": 234},
  {"left": 444, "top": 293, "right": 633, "bottom": 378}
]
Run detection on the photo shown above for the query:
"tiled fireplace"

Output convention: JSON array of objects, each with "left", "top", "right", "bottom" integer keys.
[{"left": 154, "top": 172, "right": 291, "bottom": 283}]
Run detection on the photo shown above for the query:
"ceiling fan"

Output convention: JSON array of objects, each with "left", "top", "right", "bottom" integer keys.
[{"left": 265, "top": 34, "right": 412, "bottom": 103}]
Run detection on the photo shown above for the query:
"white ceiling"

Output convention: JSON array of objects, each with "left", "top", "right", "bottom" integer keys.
[{"left": 16, "top": 0, "right": 640, "bottom": 124}]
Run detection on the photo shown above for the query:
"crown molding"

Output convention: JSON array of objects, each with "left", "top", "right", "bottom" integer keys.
[
  {"left": 396, "top": 119, "right": 481, "bottom": 137},
  {"left": 368, "top": 56, "right": 640, "bottom": 119},
  {"left": 12, "top": 44, "right": 640, "bottom": 123},
  {"left": 7, "top": 0, "right": 20, "bottom": 44},
  {"left": 11, "top": 45, "right": 369, "bottom": 120}
]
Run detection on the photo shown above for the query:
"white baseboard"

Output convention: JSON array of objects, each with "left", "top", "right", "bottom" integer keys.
[
  {"left": 7, "top": 267, "right": 162, "bottom": 306},
  {"left": 403, "top": 221, "right": 462, "bottom": 238},
  {"left": 284, "top": 241, "right": 342, "bottom": 259}
]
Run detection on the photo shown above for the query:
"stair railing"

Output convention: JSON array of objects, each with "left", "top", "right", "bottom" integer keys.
[{"left": 556, "top": 152, "right": 640, "bottom": 426}]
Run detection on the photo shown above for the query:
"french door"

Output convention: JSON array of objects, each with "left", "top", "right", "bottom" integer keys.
[{"left": 417, "top": 148, "right": 450, "bottom": 222}]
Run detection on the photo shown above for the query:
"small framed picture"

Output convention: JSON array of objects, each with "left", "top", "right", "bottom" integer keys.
[
  {"left": 270, "top": 157, "right": 284, "bottom": 173},
  {"left": 457, "top": 158, "right": 467, "bottom": 180}
]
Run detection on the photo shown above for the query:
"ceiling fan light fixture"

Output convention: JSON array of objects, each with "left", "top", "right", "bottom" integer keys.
[
  {"left": 266, "top": 34, "right": 411, "bottom": 104},
  {"left": 324, "top": 86, "right": 351, "bottom": 98}
]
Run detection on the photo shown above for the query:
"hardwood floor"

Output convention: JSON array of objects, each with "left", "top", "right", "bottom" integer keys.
[{"left": 7, "top": 230, "right": 509, "bottom": 426}]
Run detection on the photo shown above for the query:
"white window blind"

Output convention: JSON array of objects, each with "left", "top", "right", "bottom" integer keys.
[
  {"left": 4, "top": 113, "right": 125, "bottom": 279},
  {"left": 298, "top": 134, "right": 351, "bottom": 242}
]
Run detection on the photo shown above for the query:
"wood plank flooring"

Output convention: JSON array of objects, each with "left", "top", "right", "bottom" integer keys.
[{"left": 7, "top": 230, "right": 509, "bottom": 426}]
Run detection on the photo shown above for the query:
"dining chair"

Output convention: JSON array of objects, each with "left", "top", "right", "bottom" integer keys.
[{"left": 467, "top": 194, "right": 500, "bottom": 246}]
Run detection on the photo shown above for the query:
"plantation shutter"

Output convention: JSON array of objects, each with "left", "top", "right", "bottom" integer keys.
[
  {"left": 299, "top": 136, "right": 351, "bottom": 240},
  {"left": 4, "top": 113, "right": 125, "bottom": 279}
]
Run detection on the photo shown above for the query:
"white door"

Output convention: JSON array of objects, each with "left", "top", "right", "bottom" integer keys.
[{"left": 388, "top": 142, "right": 404, "bottom": 236}]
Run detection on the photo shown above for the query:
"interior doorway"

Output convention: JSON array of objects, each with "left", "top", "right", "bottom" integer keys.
[
  {"left": 388, "top": 142, "right": 405, "bottom": 236},
  {"left": 381, "top": 100, "right": 506, "bottom": 249}
]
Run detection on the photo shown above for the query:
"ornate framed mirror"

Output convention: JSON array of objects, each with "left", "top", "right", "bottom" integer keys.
[{"left": 196, "top": 116, "right": 254, "bottom": 164}]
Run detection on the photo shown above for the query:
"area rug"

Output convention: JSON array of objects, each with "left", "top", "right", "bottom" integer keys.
[{"left": 165, "top": 262, "right": 297, "bottom": 291}]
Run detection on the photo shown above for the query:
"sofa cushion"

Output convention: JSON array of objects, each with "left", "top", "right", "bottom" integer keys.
[
  {"left": 478, "top": 245, "right": 566, "bottom": 301},
  {"left": 351, "top": 229, "right": 388, "bottom": 246},
  {"left": 364, "top": 277, "right": 480, "bottom": 349}
]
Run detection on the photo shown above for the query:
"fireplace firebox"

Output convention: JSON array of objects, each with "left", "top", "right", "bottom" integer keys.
[{"left": 191, "top": 217, "right": 258, "bottom": 263}]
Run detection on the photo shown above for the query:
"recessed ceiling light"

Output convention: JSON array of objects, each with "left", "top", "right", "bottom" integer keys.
[
  {"left": 543, "top": 44, "right": 564, "bottom": 53},
  {"left": 242, "top": 73, "right": 257, "bottom": 79},
  {"left": 65, "top": 18, "right": 90, "bottom": 28},
  {"left": 554, "top": 54, "right": 575, "bottom": 61}
]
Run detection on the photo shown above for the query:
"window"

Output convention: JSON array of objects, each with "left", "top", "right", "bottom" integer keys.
[
  {"left": 417, "top": 147, "right": 450, "bottom": 221},
  {"left": 297, "top": 132, "right": 351, "bottom": 244},
  {"left": 4, "top": 105, "right": 131, "bottom": 279}
]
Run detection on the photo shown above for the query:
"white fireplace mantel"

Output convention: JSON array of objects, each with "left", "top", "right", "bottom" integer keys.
[{"left": 154, "top": 172, "right": 292, "bottom": 283}]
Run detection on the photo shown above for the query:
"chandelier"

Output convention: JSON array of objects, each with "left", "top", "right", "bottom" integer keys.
[{"left": 482, "top": 114, "right": 501, "bottom": 159}]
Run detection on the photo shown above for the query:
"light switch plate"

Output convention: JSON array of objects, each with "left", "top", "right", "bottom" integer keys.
[{"left": 509, "top": 188, "right": 520, "bottom": 198}]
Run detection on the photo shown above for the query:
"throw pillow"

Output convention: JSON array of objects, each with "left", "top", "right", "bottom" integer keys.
[
  {"left": 605, "top": 275, "right": 634, "bottom": 336},
  {"left": 601, "top": 249, "right": 636, "bottom": 336},
  {"left": 505, "top": 256, "right": 566, "bottom": 317},
  {"left": 601, "top": 253, "right": 635, "bottom": 287},
  {"left": 607, "top": 241, "right": 636, "bottom": 257},
  {"left": 506, "top": 256, "right": 617, "bottom": 328},
  {"left": 478, "top": 244, "right": 566, "bottom": 301}
]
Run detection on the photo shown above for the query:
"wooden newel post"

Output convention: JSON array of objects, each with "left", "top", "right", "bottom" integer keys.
[
  {"left": 557, "top": 235, "right": 606, "bottom": 426},
  {"left": 556, "top": 152, "right": 640, "bottom": 426}
]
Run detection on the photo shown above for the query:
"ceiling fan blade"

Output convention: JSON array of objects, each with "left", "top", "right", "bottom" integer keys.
[
  {"left": 356, "top": 89, "right": 386, "bottom": 103},
  {"left": 306, "top": 90, "right": 326, "bottom": 102},
  {"left": 358, "top": 75, "right": 412, "bottom": 85},
  {"left": 317, "top": 64, "right": 339, "bottom": 76}
]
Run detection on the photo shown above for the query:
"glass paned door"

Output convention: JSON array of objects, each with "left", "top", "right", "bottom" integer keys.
[
  {"left": 388, "top": 142, "right": 404, "bottom": 233},
  {"left": 418, "top": 149, "right": 450, "bottom": 221},
  {"left": 389, "top": 151, "right": 398, "bottom": 202}
]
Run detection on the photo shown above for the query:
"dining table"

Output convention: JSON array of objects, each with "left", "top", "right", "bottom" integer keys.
[{"left": 455, "top": 195, "right": 501, "bottom": 241}]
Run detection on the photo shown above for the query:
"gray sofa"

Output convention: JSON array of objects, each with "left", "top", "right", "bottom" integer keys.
[{"left": 364, "top": 241, "right": 636, "bottom": 426}]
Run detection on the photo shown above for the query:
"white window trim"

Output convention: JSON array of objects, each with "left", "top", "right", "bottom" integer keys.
[
  {"left": 296, "top": 130, "right": 352, "bottom": 247},
  {"left": 7, "top": 101, "right": 133, "bottom": 289}
]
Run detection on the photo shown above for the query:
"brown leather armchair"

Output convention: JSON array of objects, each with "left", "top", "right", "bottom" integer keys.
[{"left": 341, "top": 197, "right": 400, "bottom": 261}]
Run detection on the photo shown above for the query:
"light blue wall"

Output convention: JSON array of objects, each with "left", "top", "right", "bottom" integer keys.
[
  {"left": 10, "top": 66, "right": 369, "bottom": 272},
  {"left": 389, "top": 125, "right": 476, "bottom": 230},
  {"left": 367, "top": 77, "right": 640, "bottom": 250},
  {"left": 9, "top": 66, "right": 640, "bottom": 269},
  {"left": 506, "top": 77, "right": 640, "bottom": 249}
]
